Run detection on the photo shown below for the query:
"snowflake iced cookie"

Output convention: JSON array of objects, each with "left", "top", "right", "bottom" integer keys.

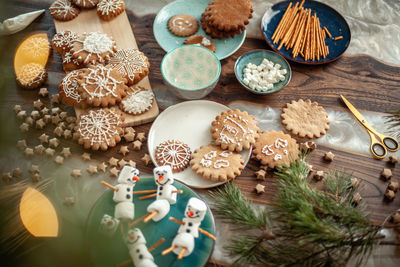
[
  {"left": 70, "top": 32, "right": 117, "bottom": 65},
  {"left": 253, "top": 130, "right": 299, "bottom": 169},
  {"left": 211, "top": 109, "right": 260, "bottom": 152},
  {"left": 72, "top": 0, "right": 99, "bottom": 9},
  {"left": 59, "top": 70, "right": 86, "bottom": 108},
  {"left": 62, "top": 51, "right": 84, "bottom": 71},
  {"left": 76, "top": 108, "right": 124, "bottom": 150},
  {"left": 17, "top": 63, "right": 47, "bottom": 89},
  {"left": 96, "top": 0, "right": 125, "bottom": 21},
  {"left": 190, "top": 144, "right": 244, "bottom": 181},
  {"left": 77, "top": 65, "right": 128, "bottom": 107},
  {"left": 51, "top": 31, "right": 77, "bottom": 54},
  {"left": 107, "top": 49, "right": 149, "bottom": 85},
  {"left": 281, "top": 99, "right": 330, "bottom": 139},
  {"left": 50, "top": 0, "right": 80, "bottom": 21},
  {"left": 119, "top": 86, "right": 154, "bottom": 115},
  {"left": 155, "top": 140, "right": 191, "bottom": 173}
]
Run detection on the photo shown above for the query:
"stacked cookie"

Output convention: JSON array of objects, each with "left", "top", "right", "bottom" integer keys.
[{"left": 200, "top": 0, "right": 253, "bottom": 39}]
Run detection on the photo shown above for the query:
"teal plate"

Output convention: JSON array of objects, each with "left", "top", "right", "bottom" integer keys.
[
  {"left": 234, "top": 49, "right": 292, "bottom": 95},
  {"left": 85, "top": 176, "right": 215, "bottom": 267},
  {"left": 153, "top": 0, "right": 246, "bottom": 60}
]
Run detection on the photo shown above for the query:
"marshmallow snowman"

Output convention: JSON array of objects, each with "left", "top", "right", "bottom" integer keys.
[
  {"left": 153, "top": 166, "right": 177, "bottom": 204},
  {"left": 125, "top": 228, "right": 157, "bottom": 267},
  {"left": 99, "top": 214, "right": 120, "bottom": 236},
  {"left": 146, "top": 199, "right": 170, "bottom": 222}
]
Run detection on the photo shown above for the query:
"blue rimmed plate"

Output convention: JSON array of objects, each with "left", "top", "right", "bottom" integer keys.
[
  {"left": 154, "top": 0, "right": 246, "bottom": 60},
  {"left": 85, "top": 176, "right": 215, "bottom": 267},
  {"left": 234, "top": 49, "right": 291, "bottom": 95},
  {"left": 261, "top": 0, "right": 351, "bottom": 64}
]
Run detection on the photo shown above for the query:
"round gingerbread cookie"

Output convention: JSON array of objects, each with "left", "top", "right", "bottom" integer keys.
[
  {"left": 52, "top": 31, "right": 78, "bottom": 54},
  {"left": 168, "top": 14, "right": 199, "bottom": 37},
  {"left": 16, "top": 63, "right": 47, "bottom": 89},
  {"left": 253, "top": 130, "right": 299, "bottom": 169},
  {"left": 59, "top": 70, "right": 86, "bottom": 108},
  {"left": 155, "top": 140, "right": 191, "bottom": 173},
  {"left": 77, "top": 65, "right": 128, "bottom": 107},
  {"left": 120, "top": 86, "right": 154, "bottom": 115},
  {"left": 62, "top": 51, "right": 84, "bottom": 71},
  {"left": 76, "top": 108, "right": 124, "bottom": 151},
  {"left": 70, "top": 32, "right": 117, "bottom": 65},
  {"left": 50, "top": 0, "right": 80, "bottom": 22},
  {"left": 97, "top": 0, "right": 125, "bottom": 21},
  {"left": 107, "top": 49, "right": 149, "bottom": 85},
  {"left": 72, "top": 0, "right": 99, "bottom": 9},
  {"left": 190, "top": 144, "right": 244, "bottom": 181},
  {"left": 184, "top": 35, "right": 216, "bottom": 52},
  {"left": 211, "top": 109, "right": 260, "bottom": 152}
]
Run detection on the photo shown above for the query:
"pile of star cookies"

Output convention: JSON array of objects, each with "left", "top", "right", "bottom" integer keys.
[
  {"left": 50, "top": 0, "right": 126, "bottom": 21},
  {"left": 51, "top": 30, "right": 153, "bottom": 151}
]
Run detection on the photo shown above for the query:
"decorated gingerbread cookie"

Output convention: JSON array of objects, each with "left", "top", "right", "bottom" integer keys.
[
  {"left": 20, "top": 35, "right": 50, "bottom": 63},
  {"left": 253, "top": 130, "right": 299, "bottom": 169},
  {"left": 119, "top": 86, "right": 154, "bottom": 115},
  {"left": 72, "top": 0, "right": 99, "bottom": 9},
  {"left": 168, "top": 14, "right": 199, "bottom": 37},
  {"left": 62, "top": 51, "right": 84, "bottom": 71},
  {"left": 50, "top": 0, "right": 80, "bottom": 21},
  {"left": 281, "top": 99, "right": 330, "bottom": 139},
  {"left": 52, "top": 31, "right": 77, "bottom": 54},
  {"left": 59, "top": 70, "right": 86, "bottom": 108},
  {"left": 190, "top": 144, "right": 244, "bottom": 181},
  {"left": 77, "top": 65, "right": 128, "bottom": 107},
  {"left": 76, "top": 108, "right": 124, "bottom": 151},
  {"left": 107, "top": 49, "right": 149, "bottom": 85},
  {"left": 70, "top": 32, "right": 117, "bottom": 65},
  {"left": 211, "top": 109, "right": 260, "bottom": 152},
  {"left": 17, "top": 63, "right": 47, "bottom": 89},
  {"left": 184, "top": 35, "right": 216, "bottom": 52},
  {"left": 96, "top": 0, "right": 125, "bottom": 21},
  {"left": 155, "top": 140, "right": 192, "bottom": 173}
]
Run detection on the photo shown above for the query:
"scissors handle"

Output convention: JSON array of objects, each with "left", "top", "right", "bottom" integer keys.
[
  {"left": 370, "top": 142, "right": 387, "bottom": 159},
  {"left": 381, "top": 136, "right": 399, "bottom": 152}
]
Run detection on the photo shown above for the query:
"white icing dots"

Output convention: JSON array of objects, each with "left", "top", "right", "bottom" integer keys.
[
  {"left": 73, "top": 32, "right": 116, "bottom": 64},
  {"left": 52, "top": 31, "right": 77, "bottom": 50},
  {"left": 121, "top": 87, "right": 154, "bottom": 115}
]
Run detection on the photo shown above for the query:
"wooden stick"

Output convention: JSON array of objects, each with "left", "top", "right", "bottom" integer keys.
[
  {"left": 117, "top": 259, "right": 132, "bottom": 267},
  {"left": 172, "top": 190, "right": 183, "bottom": 194},
  {"left": 198, "top": 228, "right": 217, "bottom": 240},
  {"left": 101, "top": 181, "right": 118, "bottom": 191},
  {"left": 148, "top": 238, "right": 165, "bottom": 252},
  {"left": 169, "top": 216, "right": 184, "bottom": 225},
  {"left": 334, "top": 36, "right": 343, "bottom": 40},
  {"left": 128, "top": 213, "right": 149, "bottom": 228},
  {"left": 162, "top": 245, "right": 177, "bottom": 255},
  {"left": 133, "top": 189, "right": 157, "bottom": 194},
  {"left": 178, "top": 247, "right": 187, "bottom": 260},
  {"left": 138, "top": 193, "right": 157, "bottom": 200},
  {"left": 324, "top": 26, "right": 332, "bottom": 38},
  {"left": 144, "top": 210, "right": 159, "bottom": 222},
  {"left": 272, "top": 2, "right": 292, "bottom": 41}
]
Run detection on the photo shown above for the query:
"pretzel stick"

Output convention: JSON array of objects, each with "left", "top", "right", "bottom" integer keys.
[
  {"left": 278, "top": 11, "right": 300, "bottom": 50},
  {"left": 172, "top": 190, "right": 183, "bottom": 194},
  {"left": 300, "top": 10, "right": 311, "bottom": 58},
  {"left": 162, "top": 245, "right": 177, "bottom": 255},
  {"left": 138, "top": 193, "right": 157, "bottom": 200},
  {"left": 299, "top": 0, "right": 305, "bottom": 8},
  {"left": 133, "top": 189, "right": 157, "bottom": 194},
  {"left": 198, "top": 228, "right": 216, "bottom": 240},
  {"left": 315, "top": 16, "right": 321, "bottom": 60},
  {"left": 334, "top": 36, "right": 343, "bottom": 40},
  {"left": 311, "top": 14, "right": 316, "bottom": 61},
  {"left": 169, "top": 216, "right": 185, "bottom": 225},
  {"left": 148, "top": 238, "right": 165, "bottom": 252},
  {"left": 128, "top": 213, "right": 149, "bottom": 228},
  {"left": 101, "top": 181, "right": 118, "bottom": 191},
  {"left": 324, "top": 26, "right": 332, "bottom": 38},
  {"left": 292, "top": 8, "right": 308, "bottom": 56},
  {"left": 178, "top": 248, "right": 187, "bottom": 260},
  {"left": 272, "top": 2, "right": 292, "bottom": 41},
  {"left": 276, "top": 2, "right": 299, "bottom": 43},
  {"left": 144, "top": 210, "right": 159, "bottom": 222},
  {"left": 289, "top": 8, "right": 306, "bottom": 49}
]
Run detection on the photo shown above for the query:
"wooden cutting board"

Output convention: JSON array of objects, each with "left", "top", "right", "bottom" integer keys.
[{"left": 53, "top": 9, "right": 159, "bottom": 127}]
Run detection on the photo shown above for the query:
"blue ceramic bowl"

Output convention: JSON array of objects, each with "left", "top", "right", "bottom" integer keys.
[
  {"left": 234, "top": 49, "right": 291, "bottom": 95},
  {"left": 261, "top": 0, "right": 351, "bottom": 64},
  {"left": 161, "top": 45, "right": 221, "bottom": 100}
]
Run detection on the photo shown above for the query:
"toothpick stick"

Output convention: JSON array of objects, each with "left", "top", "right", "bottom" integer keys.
[
  {"left": 128, "top": 213, "right": 149, "bottom": 228},
  {"left": 172, "top": 190, "right": 183, "bottom": 194},
  {"left": 178, "top": 247, "right": 187, "bottom": 260},
  {"left": 198, "top": 228, "right": 217, "bottom": 240},
  {"left": 133, "top": 189, "right": 157, "bottom": 194},
  {"left": 148, "top": 238, "right": 165, "bottom": 252},
  {"left": 101, "top": 181, "right": 118, "bottom": 191},
  {"left": 169, "top": 216, "right": 185, "bottom": 225},
  {"left": 139, "top": 193, "right": 157, "bottom": 200},
  {"left": 144, "top": 210, "right": 159, "bottom": 222},
  {"left": 162, "top": 245, "right": 177, "bottom": 255}
]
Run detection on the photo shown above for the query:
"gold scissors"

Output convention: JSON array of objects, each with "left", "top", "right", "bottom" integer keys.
[{"left": 340, "top": 95, "right": 399, "bottom": 159}]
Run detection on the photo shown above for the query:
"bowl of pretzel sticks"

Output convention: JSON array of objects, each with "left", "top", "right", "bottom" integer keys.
[{"left": 261, "top": 0, "right": 351, "bottom": 64}]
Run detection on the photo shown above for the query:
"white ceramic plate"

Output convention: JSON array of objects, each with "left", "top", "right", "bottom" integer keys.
[{"left": 148, "top": 100, "right": 252, "bottom": 189}]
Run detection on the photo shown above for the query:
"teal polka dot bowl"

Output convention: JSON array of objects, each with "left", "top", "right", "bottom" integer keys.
[{"left": 161, "top": 45, "right": 221, "bottom": 100}]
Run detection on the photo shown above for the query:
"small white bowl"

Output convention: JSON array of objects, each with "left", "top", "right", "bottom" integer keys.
[{"left": 161, "top": 45, "right": 221, "bottom": 100}]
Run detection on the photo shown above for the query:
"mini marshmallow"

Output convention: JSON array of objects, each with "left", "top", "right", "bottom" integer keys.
[
  {"left": 99, "top": 214, "right": 120, "bottom": 236},
  {"left": 147, "top": 199, "right": 170, "bottom": 222},
  {"left": 115, "top": 201, "right": 134, "bottom": 220},
  {"left": 172, "top": 233, "right": 195, "bottom": 257}
]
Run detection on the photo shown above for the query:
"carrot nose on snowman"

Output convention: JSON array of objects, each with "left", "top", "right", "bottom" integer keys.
[
  {"left": 132, "top": 176, "right": 140, "bottom": 181},
  {"left": 158, "top": 176, "right": 164, "bottom": 183},
  {"left": 130, "top": 233, "right": 136, "bottom": 240},
  {"left": 187, "top": 211, "right": 194, "bottom": 217}
]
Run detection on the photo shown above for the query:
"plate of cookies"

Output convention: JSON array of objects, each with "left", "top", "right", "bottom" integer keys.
[
  {"left": 154, "top": 0, "right": 253, "bottom": 60},
  {"left": 147, "top": 100, "right": 259, "bottom": 189}
]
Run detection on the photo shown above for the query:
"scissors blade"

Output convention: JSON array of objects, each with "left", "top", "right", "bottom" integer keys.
[{"left": 340, "top": 95, "right": 377, "bottom": 134}]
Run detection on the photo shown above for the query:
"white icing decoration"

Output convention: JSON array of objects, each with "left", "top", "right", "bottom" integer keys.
[
  {"left": 218, "top": 114, "right": 254, "bottom": 144},
  {"left": 201, "top": 37, "right": 211, "bottom": 46},
  {"left": 80, "top": 65, "right": 123, "bottom": 99},
  {"left": 200, "top": 158, "right": 212, "bottom": 167},
  {"left": 63, "top": 51, "right": 80, "bottom": 65},
  {"left": 155, "top": 140, "right": 191, "bottom": 170},
  {"left": 97, "top": 0, "right": 123, "bottom": 15},
  {"left": 213, "top": 159, "right": 229, "bottom": 169},
  {"left": 73, "top": 0, "right": 97, "bottom": 7},
  {"left": 61, "top": 70, "right": 82, "bottom": 103},
  {"left": 261, "top": 144, "right": 274, "bottom": 156},
  {"left": 52, "top": 31, "right": 77, "bottom": 50},
  {"left": 274, "top": 154, "right": 282, "bottom": 161},
  {"left": 171, "top": 17, "right": 193, "bottom": 31},
  {"left": 199, "top": 150, "right": 231, "bottom": 168},
  {"left": 78, "top": 109, "right": 121, "bottom": 146},
  {"left": 73, "top": 32, "right": 115, "bottom": 64},
  {"left": 275, "top": 138, "right": 288, "bottom": 148},
  {"left": 121, "top": 89, "right": 154, "bottom": 115},
  {"left": 20, "top": 36, "right": 49, "bottom": 58},
  {"left": 18, "top": 63, "right": 45, "bottom": 87},
  {"left": 203, "top": 151, "right": 217, "bottom": 160},
  {"left": 219, "top": 151, "right": 232, "bottom": 158},
  {"left": 283, "top": 149, "right": 288, "bottom": 155},
  {"left": 50, "top": 0, "right": 78, "bottom": 20},
  {"left": 108, "top": 49, "right": 147, "bottom": 81}
]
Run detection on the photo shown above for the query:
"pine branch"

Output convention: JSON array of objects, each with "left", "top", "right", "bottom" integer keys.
[{"left": 385, "top": 108, "right": 400, "bottom": 138}]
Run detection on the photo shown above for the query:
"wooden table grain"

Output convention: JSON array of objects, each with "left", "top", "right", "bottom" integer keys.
[{"left": 1, "top": 1, "right": 400, "bottom": 266}]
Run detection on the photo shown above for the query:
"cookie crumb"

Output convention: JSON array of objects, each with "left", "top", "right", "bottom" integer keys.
[
  {"left": 38, "top": 87, "right": 49, "bottom": 97},
  {"left": 255, "top": 183, "right": 265, "bottom": 194},
  {"left": 141, "top": 154, "right": 151, "bottom": 166},
  {"left": 81, "top": 152, "right": 91, "bottom": 161},
  {"left": 385, "top": 189, "right": 396, "bottom": 201},
  {"left": 87, "top": 165, "right": 98, "bottom": 175},
  {"left": 109, "top": 167, "right": 120, "bottom": 178},
  {"left": 132, "top": 140, "right": 142, "bottom": 151},
  {"left": 119, "top": 145, "right": 129, "bottom": 156},
  {"left": 388, "top": 181, "right": 399, "bottom": 192},
  {"left": 381, "top": 168, "right": 392, "bottom": 181},
  {"left": 313, "top": 170, "right": 324, "bottom": 181},
  {"left": 389, "top": 155, "right": 398, "bottom": 164},
  {"left": 71, "top": 169, "right": 82, "bottom": 178},
  {"left": 255, "top": 169, "right": 266, "bottom": 181},
  {"left": 324, "top": 151, "right": 335, "bottom": 162},
  {"left": 300, "top": 141, "right": 317, "bottom": 152},
  {"left": 108, "top": 157, "right": 119, "bottom": 167},
  {"left": 54, "top": 155, "right": 64, "bottom": 165}
]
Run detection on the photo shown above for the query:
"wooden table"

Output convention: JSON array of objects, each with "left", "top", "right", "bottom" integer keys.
[{"left": 1, "top": 1, "right": 400, "bottom": 266}]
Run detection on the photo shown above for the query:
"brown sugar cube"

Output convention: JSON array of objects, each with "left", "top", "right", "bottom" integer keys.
[
  {"left": 352, "top": 192, "right": 362, "bottom": 205},
  {"left": 38, "top": 87, "right": 49, "bottom": 97},
  {"left": 351, "top": 177, "right": 360, "bottom": 188},
  {"left": 14, "top": 105, "right": 22, "bottom": 114},
  {"left": 136, "top": 132, "right": 146, "bottom": 142},
  {"left": 385, "top": 189, "right": 396, "bottom": 201},
  {"left": 2, "top": 173, "right": 12, "bottom": 183},
  {"left": 313, "top": 170, "right": 324, "bottom": 181},
  {"left": 12, "top": 168, "right": 23, "bottom": 178},
  {"left": 388, "top": 181, "right": 399, "bottom": 192},
  {"left": 324, "top": 151, "right": 335, "bottom": 162},
  {"left": 17, "top": 139, "right": 27, "bottom": 151},
  {"left": 255, "top": 169, "right": 266, "bottom": 181},
  {"left": 381, "top": 168, "right": 392, "bottom": 181},
  {"left": 255, "top": 183, "right": 265, "bottom": 194},
  {"left": 389, "top": 155, "right": 398, "bottom": 164},
  {"left": 119, "top": 145, "right": 129, "bottom": 156},
  {"left": 133, "top": 140, "right": 142, "bottom": 151}
]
